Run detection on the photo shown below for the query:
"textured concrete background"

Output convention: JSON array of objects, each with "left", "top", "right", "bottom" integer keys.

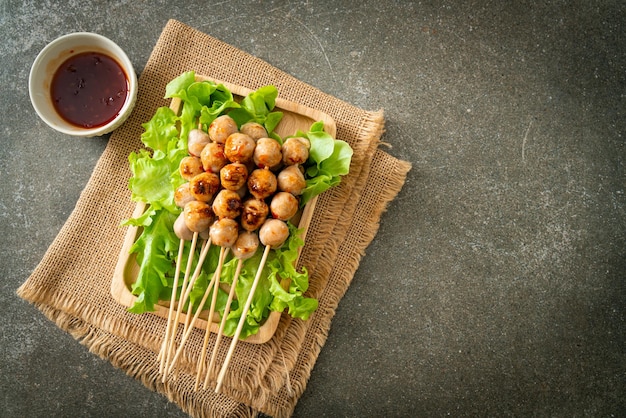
[{"left": 2, "top": 1, "right": 624, "bottom": 416}]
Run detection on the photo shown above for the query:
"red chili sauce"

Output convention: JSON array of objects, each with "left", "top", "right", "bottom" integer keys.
[{"left": 51, "top": 51, "right": 128, "bottom": 129}]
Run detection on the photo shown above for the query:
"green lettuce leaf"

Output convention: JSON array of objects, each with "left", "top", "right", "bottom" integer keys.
[
  {"left": 265, "top": 223, "right": 318, "bottom": 320},
  {"left": 125, "top": 103, "right": 188, "bottom": 215},
  {"left": 139, "top": 106, "right": 179, "bottom": 153},
  {"left": 122, "top": 72, "right": 355, "bottom": 338},
  {"left": 164, "top": 71, "right": 196, "bottom": 99},
  {"left": 227, "top": 84, "right": 283, "bottom": 140},
  {"left": 218, "top": 249, "right": 274, "bottom": 338},
  {"left": 127, "top": 209, "right": 178, "bottom": 313},
  {"left": 296, "top": 122, "right": 353, "bottom": 204}
]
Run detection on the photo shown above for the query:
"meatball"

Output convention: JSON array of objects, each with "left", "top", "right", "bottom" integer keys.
[
  {"left": 209, "top": 218, "right": 239, "bottom": 247},
  {"left": 259, "top": 219, "right": 290, "bottom": 249},
  {"left": 270, "top": 192, "right": 299, "bottom": 221},
  {"left": 174, "top": 183, "right": 195, "bottom": 208},
  {"left": 247, "top": 168, "right": 277, "bottom": 200},
  {"left": 220, "top": 163, "right": 248, "bottom": 191},
  {"left": 208, "top": 115, "right": 238, "bottom": 144},
  {"left": 240, "top": 198, "right": 269, "bottom": 232},
  {"left": 189, "top": 172, "right": 220, "bottom": 202},
  {"left": 200, "top": 142, "right": 228, "bottom": 173},
  {"left": 240, "top": 122, "right": 267, "bottom": 141},
  {"left": 277, "top": 164, "right": 307, "bottom": 195},
  {"left": 212, "top": 189, "right": 242, "bottom": 219},
  {"left": 187, "top": 128, "right": 211, "bottom": 157},
  {"left": 224, "top": 133, "right": 256, "bottom": 164},
  {"left": 253, "top": 137, "right": 282, "bottom": 169},
  {"left": 173, "top": 212, "right": 194, "bottom": 241},
  {"left": 183, "top": 201, "right": 214, "bottom": 233},
  {"left": 282, "top": 137, "right": 310, "bottom": 166},
  {"left": 179, "top": 156, "right": 204, "bottom": 181},
  {"left": 231, "top": 231, "right": 259, "bottom": 260}
]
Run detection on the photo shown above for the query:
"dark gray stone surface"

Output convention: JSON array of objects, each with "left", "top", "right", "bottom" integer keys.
[{"left": 2, "top": 1, "right": 624, "bottom": 416}]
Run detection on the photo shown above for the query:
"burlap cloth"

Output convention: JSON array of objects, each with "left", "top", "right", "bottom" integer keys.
[{"left": 18, "top": 20, "right": 411, "bottom": 417}]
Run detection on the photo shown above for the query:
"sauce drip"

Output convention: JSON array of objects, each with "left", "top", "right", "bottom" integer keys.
[{"left": 51, "top": 51, "right": 128, "bottom": 129}]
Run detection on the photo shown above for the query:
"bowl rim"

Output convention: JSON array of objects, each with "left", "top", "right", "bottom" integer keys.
[{"left": 28, "top": 31, "right": 138, "bottom": 137}]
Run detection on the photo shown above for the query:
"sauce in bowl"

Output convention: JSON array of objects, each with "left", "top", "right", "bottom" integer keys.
[{"left": 51, "top": 51, "right": 129, "bottom": 129}]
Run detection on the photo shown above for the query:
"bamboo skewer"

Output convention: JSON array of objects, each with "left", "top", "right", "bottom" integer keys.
[
  {"left": 215, "top": 244, "right": 271, "bottom": 393},
  {"left": 173, "top": 299, "right": 194, "bottom": 380},
  {"left": 161, "top": 234, "right": 212, "bottom": 382},
  {"left": 158, "top": 237, "right": 185, "bottom": 373},
  {"left": 194, "top": 272, "right": 221, "bottom": 389},
  {"left": 165, "top": 246, "right": 228, "bottom": 377},
  {"left": 203, "top": 257, "right": 243, "bottom": 389},
  {"left": 160, "top": 231, "right": 198, "bottom": 381},
  {"left": 194, "top": 246, "right": 229, "bottom": 389},
  {"left": 162, "top": 239, "right": 212, "bottom": 380},
  {"left": 169, "top": 235, "right": 214, "bottom": 380}
]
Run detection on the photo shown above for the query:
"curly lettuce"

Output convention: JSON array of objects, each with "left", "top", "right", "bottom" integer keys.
[
  {"left": 122, "top": 71, "right": 350, "bottom": 337},
  {"left": 295, "top": 121, "right": 354, "bottom": 204}
]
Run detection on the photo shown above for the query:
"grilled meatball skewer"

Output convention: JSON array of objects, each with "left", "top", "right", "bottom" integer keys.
[
  {"left": 216, "top": 218, "right": 290, "bottom": 393},
  {"left": 203, "top": 231, "right": 260, "bottom": 389},
  {"left": 162, "top": 200, "right": 214, "bottom": 380},
  {"left": 193, "top": 217, "right": 239, "bottom": 387}
]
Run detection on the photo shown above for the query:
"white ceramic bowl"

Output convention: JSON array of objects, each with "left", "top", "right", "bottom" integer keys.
[{"left": 29, "top": 32, "right": 138, "bottom": 137}]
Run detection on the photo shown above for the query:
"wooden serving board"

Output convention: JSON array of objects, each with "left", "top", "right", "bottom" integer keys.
[{"left": 111, "top": 75, "right": 336, "bottom": 344}]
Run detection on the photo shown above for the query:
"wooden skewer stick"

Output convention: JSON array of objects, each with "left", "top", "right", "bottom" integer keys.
[
  {"left": 194, "top": 246, "right": 229, "bottom": 390},
  {"left": 166, "top": 246, "right": 228, "bottom": 376},
  {"left": 203, "top": 257, "right": 243, "bottom": 389},
  {"left": 163, "top": 238, "right": 213, "bottom": 380},
  {"left": 161, "top": 234, "right": 211, "bottom": 381},
  {"left": 172, "top": 299, "right": 194, "bottom": 381},
  {"left": 172, "top": 240, "right": 210, "bottom": 381},
  {"left": 164, "top": 117, "right": 208, "bottom": 368},
  {"left": 215, "top": 244, "right": 271, "bottom": 393},
  {"left": 161, "top": 232, "right": 198, "bottom": 381},
  {"left": 158, "top": 237, "right": 185, "bottom": 373},
  {"left": 184, "top": 238, "right": 213, "bottom": 300},
  {"left": 194, "top": 273, "right": 222, "bottom": 389}
]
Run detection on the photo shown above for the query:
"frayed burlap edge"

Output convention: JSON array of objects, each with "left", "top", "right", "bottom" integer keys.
[{"left": 30, "top": 301, "right": 258, "bottom": 418}]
